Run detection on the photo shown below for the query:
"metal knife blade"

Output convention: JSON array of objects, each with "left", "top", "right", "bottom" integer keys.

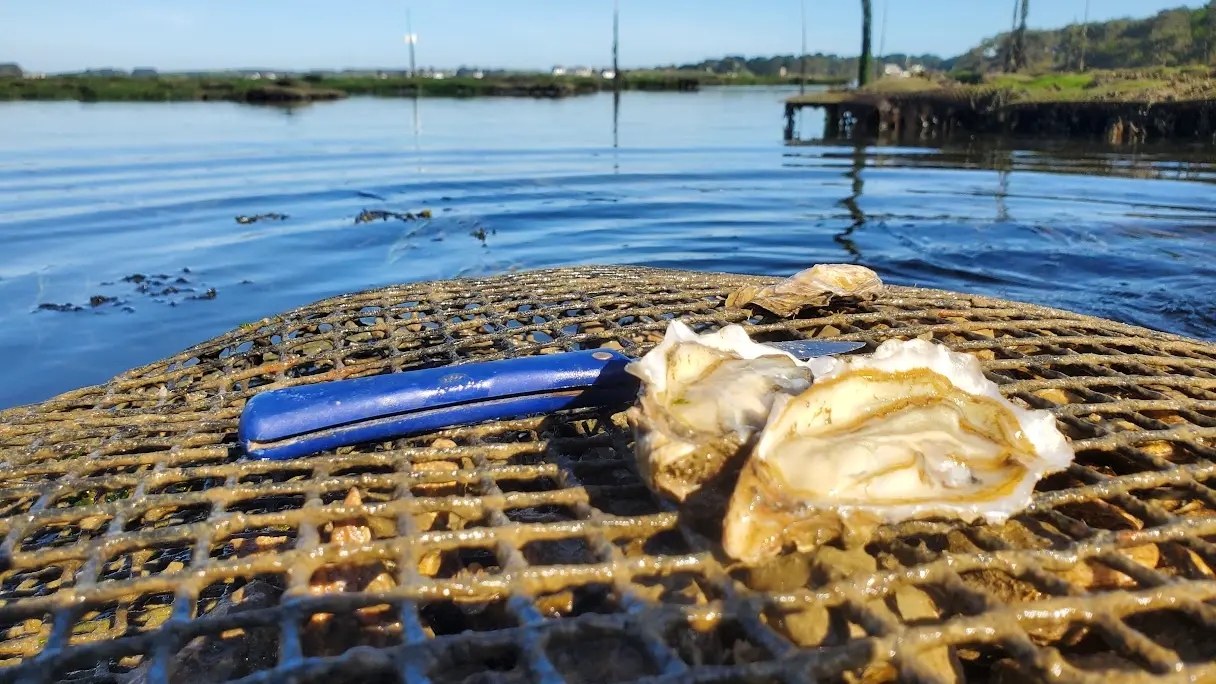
[{"left": 763, "top": 339, "right": 866, "bottom": 359}]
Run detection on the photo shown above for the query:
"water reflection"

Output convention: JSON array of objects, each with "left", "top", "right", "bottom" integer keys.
[
  {"left": 782, "top": 131, "right": 1216, "bottom": 341},
  {"left": 249, "top": 102, "right": 310, "bottom": 118},
  {"left": 995, "top": 155, "right": 1011, "bottom": 224},
  {"left": 612, "top": 88, "right": 620, "bottom": 173},
  {"left": 833, "top": 142, "right": 866, "bottom": 261},
  {"left": 787, "top": 137, "right": 1216, "bottom": 185},
  {"left": 411, "top": 94, "right": 421, "bottom": 150}
]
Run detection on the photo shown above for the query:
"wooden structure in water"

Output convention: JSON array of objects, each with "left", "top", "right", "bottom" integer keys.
[{"left": 784, "top": 89, "right": 1216, "bottom": 144}]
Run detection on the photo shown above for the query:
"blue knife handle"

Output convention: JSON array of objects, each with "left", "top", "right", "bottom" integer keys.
[{"left": 239, "top": 349, "right": 638, "bottom": 460}]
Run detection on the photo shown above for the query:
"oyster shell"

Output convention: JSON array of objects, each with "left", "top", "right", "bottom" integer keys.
[
  {"left": 723, "top": 338, "right": 1074, "bottom": 564},
  {"left": 624, "top": 321, "right": 832, "bottom": 502},
  {"left": 726, "top": 264, "right": 883, "bottom": 317}
]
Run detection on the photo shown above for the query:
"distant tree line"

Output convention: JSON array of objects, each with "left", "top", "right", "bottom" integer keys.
[
  {"left": 663, "top": 52, "right": 948, "bottom": 80},
  {"left": 951, "top": 4, "right": 1216, "bottom": 73},
  {"left": 667, "top": 3, "right": 1216, "bottom": 79}
]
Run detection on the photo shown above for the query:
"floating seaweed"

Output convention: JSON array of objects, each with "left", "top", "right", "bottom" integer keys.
[
  {"left": 235, "top": 213, "right": 289, "bottom": 224},
  {"left": 34, "top": 268, "right": 218, "bottom": 314},
  {"left": 354, "top": 208, "right": 432, "bottom": 224},
  {"left": 36, "top": 303, "right": 83, "bottom": 313}
]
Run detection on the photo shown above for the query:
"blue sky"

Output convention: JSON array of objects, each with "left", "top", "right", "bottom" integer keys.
[{"left": 2, "top": 1, "right": 1206, "bottom": 73}]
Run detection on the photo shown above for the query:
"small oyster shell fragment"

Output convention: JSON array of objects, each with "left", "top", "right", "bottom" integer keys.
[
  {"left": 723, "top": 338, "right": 1074, "bottom": 564},
  {"left": 726, "top": 264, "right": 883, "bottom": 317},
  {"left": 624, "top": 320, "right": 832, "bottom": 502}
]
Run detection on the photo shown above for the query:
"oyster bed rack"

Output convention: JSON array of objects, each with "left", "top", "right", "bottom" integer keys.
[{"left": 1, "top": 265, "right": 1215, "bottom": 684}]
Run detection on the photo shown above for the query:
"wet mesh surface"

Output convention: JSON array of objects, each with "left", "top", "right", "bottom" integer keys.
[{"left": 1, "top": 265, "right": 1215, "bottom": 684}]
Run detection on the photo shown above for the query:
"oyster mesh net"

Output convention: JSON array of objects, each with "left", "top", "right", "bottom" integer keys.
[{"left": 0, "top": 265, "right": 1215, "bottom": 684}]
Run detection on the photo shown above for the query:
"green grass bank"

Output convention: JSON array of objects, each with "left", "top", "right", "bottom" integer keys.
[{"left": 0, "top": 72, "right": 848, "bottom": 103}]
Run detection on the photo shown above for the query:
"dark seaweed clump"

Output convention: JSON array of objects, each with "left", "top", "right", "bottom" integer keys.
[
  {"left": 34, "top": 268, "right": 226, "bottom": 314},
  {"left": 355, "top": 208, "right": 432, "bottom": 224},
  {"left": 235, "top": 213, "right": 288, "bottom": 224}
]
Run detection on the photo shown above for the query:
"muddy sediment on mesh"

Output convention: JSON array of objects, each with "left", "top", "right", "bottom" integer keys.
[{"left": 118, "top": 579, "right": 281, "bottom": 684}]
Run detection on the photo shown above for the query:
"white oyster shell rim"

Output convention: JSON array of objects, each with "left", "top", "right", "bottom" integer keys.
[
  {"left": 625, "top": 320, "right": 836, "bottom": 395},
  {"left": 809, "top": 337, "right": 1073, "bottom": 471},
  {"left": 749, "top": 337, "right": 1075, "bottom": 526}
]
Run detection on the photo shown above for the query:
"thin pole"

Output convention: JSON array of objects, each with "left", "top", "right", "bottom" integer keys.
[
  {"left": 858, "top": 0, "right": 872, "bottom": 87},
  {"left": 406, "top": 9, "right": 417, "bottom": 78},
  {"left": 800, "top": 0, "right": 807, "bottom": 95},
  {"left": 1015, "top": 0, "right": 1029, "bottom": 71},
  {"left": 613, "top": 0, "right": 620, "bottom": 89}
]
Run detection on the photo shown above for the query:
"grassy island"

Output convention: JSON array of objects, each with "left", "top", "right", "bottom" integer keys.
[
  {"left": 0, "top": 71, "right": 848, "bottom": 104},
  {"left": 785, "top": 67, "right": 1216, "bottom": 144}
]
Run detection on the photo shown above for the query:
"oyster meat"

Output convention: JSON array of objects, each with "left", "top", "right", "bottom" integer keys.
[
  {"left": 624, "top": 321, "right": 833, "bottom": 502},
  {"left": 726, "top": 264, "right": 883, "bottom": 317},
  {"left": 723, "top": 338, "right": 1074, "bottom": 564}
]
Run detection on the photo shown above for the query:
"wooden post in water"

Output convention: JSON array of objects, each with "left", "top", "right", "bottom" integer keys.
[
  {"left": 1012, "top": 0, "right": 1029, "bottom": 71},
  {"left": 800, "top": 0, "right": 807, "bottom": 95},
  {"left": 784, "top": 103, "right": 797, "bottom": 141},
  {"left": 858, "top": 0, "right": 873, "bottom": 87},
  {"left": 612, "top": 0, "right": 621, "bottom": 92}
]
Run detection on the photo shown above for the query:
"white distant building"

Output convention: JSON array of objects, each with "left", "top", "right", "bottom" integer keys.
[
  {"left": 883, "top": 63, "right": 926, "bottom": 78},
  {"left": 552, "top": 66, "right": 606, "bottom": 78},
  {"left": 600, "top": 69, "right": 616, "bottom": 79}
]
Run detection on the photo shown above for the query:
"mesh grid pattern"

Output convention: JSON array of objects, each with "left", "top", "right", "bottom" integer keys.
[{"left": 1, "top": 265, "right": 1215, "bottom": 684}]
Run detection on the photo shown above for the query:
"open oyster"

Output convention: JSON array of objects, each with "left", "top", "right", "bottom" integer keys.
[
  {"left": 726, "top": 264, "right": 883, "bottom": 317},
  {"left": 624, "top": 321, "right": 832, "bottom": 502},
  {"left": 723, "top": 338, "right": 1074, "bottom": 564}
]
